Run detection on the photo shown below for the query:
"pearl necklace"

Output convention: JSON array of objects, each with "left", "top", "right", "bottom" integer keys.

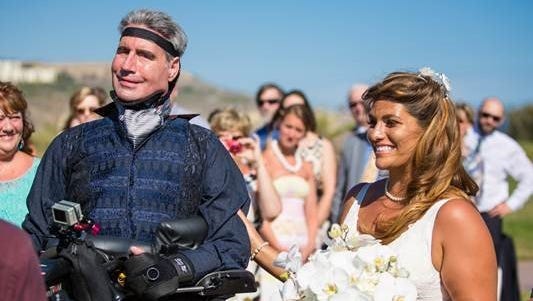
[
  {"left": 384, "top": 179, "right": 407, "bottom": 203},
  {"left": 271, "top": 140, "right": 302, "bottom": 173}
]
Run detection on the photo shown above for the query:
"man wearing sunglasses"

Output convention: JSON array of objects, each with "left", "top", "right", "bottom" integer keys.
[
  {"left": 464, "top": 97, "right": 532, "bottom": 300},
  {"left": 253, "top": 83, "right": 284, "bottom": 149}
]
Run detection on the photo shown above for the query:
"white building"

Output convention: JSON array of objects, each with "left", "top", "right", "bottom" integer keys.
[{"left": 0, "top": 60, "right": 58, "bottom": 83}]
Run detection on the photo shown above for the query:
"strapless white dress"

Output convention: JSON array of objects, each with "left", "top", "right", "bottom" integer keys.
[{"left": 343, "top": 184, "right": 451, "bottom": 301}]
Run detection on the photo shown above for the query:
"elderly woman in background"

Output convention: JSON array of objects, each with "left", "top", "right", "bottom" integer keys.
[
  {"left": 63, "top": 86, "right": 107, "bottom": 129},
  {"left": 0, "top": 82, "right": 40, "bottom": 226}
]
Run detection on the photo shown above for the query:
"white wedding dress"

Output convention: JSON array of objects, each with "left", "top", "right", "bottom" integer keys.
[{"left": 343, "top": 183, "right": 451, "bottom": 301}]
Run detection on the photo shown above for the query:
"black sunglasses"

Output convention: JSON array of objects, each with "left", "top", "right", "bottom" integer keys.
[
  {"left": 258, "top": 99, "right": 280, "bottom": 106},
  {"left": 480, "top": 112, "right": 502, "bottom": 122},
  {"left": 349, "top": 101, "right": 364, "bottom": 108}
]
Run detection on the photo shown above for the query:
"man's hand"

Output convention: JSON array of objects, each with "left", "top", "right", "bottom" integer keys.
[
  {"left": 130, "top": 245, "right": 145, "bottom": 255},
  {"left": 488, "top": 202, "right": 512, "bottom": 217}
]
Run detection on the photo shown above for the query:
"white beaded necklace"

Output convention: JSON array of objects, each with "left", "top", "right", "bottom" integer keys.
[
  {"left": 271, "top": 140, "right": 302, "bottom": 173},
  {"left": 384, "top": 179, "right": 407, "bottom": 203}
]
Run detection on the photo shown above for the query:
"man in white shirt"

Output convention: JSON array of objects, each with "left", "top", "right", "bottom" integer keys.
[
  {"left": 465, "top": 97, "right": 532, "bottom": 300},
  {"left": 466, "top": 98, "right": 533, "bottom": 215}
]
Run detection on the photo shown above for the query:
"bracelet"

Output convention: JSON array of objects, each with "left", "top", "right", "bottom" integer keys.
[{"left": 250, "top": 242, "right": 269, "bottom": 261}]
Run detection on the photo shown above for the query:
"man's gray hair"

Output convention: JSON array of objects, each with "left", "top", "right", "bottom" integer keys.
[{"left": 119, "top": 9, "right": 188, "bottom": 58}]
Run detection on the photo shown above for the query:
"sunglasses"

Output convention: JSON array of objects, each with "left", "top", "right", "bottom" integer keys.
[
  {"left": 349, "top": 101, "right": 364, "bottom": 108},
  {"left": 480, "top": 112, "right": 502, "bottom": 123},
  {"left": 258, "top": 99, "right": 280, "bottom": 106}
]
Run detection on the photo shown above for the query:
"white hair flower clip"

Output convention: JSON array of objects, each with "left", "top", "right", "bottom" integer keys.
[{"left": 418, "top": 67, "right": 451, "bottom": 97}]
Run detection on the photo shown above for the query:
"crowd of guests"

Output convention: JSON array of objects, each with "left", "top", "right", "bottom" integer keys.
[
  {"left": 0, "top": 8, "right": 532, "bottom": 301},
  {"left": 1, "top": 76, "right": 533, "bottom": 300}
]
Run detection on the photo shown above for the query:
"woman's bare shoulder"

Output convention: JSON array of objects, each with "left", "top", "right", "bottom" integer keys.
[
  {"left": 435, "top": 198, "right": 487, "bottom": 241},
  {"left": 436, "top": 198, "right": 479, "bottom": 224}
]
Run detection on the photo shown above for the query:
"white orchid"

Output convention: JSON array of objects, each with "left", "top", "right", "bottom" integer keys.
[
  {"left": 327, "top": 223, "right": 343, "bottom": 239},
  {"left": 373, "top": 272, "right": 417, "bottom": 301},
  {"left": 277, "top": 223, "right": 417, "bottom": 301},
  {"left": 281, "top": 278, "right": 301, "bottom": 301},
  {"left": 345, "top": 233, "right": 380, "bottom": 250},
  {"left": 275, "top": 244, "right": 302, "bottom": 274},
  {"left": 355, "top": 244, "right": 396, "bottom": 273}
]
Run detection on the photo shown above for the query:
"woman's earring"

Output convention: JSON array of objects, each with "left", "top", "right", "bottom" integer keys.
[{"left": 18, "top": 139, "right": 24, "bottom": 150}]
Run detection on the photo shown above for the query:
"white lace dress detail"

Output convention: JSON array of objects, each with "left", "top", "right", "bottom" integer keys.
[{"left": 343, "top": 185, "right": 451, "bottom": 301}]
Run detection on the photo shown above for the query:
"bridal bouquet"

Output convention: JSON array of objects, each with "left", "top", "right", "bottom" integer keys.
[{"left": 274, "top": 224, "right": 417, "bottom": 301}]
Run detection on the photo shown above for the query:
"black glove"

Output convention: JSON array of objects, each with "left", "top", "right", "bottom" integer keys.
[{"left": 123, "top": 252, "right": 195, "bottom": 301}]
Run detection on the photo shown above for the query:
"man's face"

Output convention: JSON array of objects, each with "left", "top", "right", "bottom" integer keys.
[
  {"left": 111, "top": 26, "right": 179, "bottom": 102},
  {"left": 348, "top": 87, "right": 368, "bottom": 126},
  {"left": 478, "top": 99, "right": 504, "bottom": 135},
  {"left": 257, "top": 88, "right": 282, "bottom": 119}
]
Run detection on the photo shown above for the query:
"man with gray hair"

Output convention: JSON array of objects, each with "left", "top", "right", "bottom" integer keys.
[
  {"left": 24, "top": 9, "right": 250, "bottom": 300},
  {"left": 330, "top": 84, "right": 380, "bottom": 223}
]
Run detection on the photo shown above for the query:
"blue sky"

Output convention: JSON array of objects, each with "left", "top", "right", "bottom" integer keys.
[{"left": 1, "top": 0, "right": 532, "bottom": 110}]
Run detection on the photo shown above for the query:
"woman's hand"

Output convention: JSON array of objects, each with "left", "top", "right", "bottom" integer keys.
[
  {"left": 236, "top": 135, "right": 261, "bottom": 170},
  {"left": 300, "top": 243, "right": 316, "bottom": 262}
]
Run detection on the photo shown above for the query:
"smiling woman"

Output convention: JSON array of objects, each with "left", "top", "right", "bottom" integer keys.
[{"left": 0, "top": 81, "right": 40, "bottom": 227}]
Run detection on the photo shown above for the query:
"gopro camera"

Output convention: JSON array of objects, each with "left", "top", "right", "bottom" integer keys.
[{"left": 52, "top": 200, "right": 83, "bottom": 226}]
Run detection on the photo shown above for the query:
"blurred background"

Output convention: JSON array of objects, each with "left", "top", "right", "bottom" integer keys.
[{"left": 1, "top": 1, "right": 532, "bottom": 298}]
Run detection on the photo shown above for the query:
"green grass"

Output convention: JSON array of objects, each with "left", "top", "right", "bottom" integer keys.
[
  {"left": 31, "top": 122, "right": 59, "bottom": 157},
  {"left": 520, "top": 140, "right": 533, "bottom": 158},
  {"left": 504, "top": 200, "right": 533, "bottom": 260},
  {"left": 503, "top": 140, "right": 533, "bottom": 261}
]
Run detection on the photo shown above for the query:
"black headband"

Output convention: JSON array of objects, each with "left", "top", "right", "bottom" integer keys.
[{"left": 121, "top": 27, "right": 181, "bottom": 57}]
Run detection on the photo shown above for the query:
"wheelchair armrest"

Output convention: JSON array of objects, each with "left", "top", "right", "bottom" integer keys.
[
  {"left": 196, "top": 270, "right": 257, "bottom": 296},
  {"left": 87, "top": 235, "right": 153, "bottom": 256},
  {"left": 155, "top": 216, "right": 208, "bottom": 254}
]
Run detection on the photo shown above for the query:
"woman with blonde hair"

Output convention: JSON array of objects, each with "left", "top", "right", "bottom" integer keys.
[
  {"left": 209, "top": 107, "right": 281, "bottom": 222},
  {"left": 63, "top": 86, "right": 107, "bottom": 129},
  {"left": 339, "top": 69, "right": 496, "bottom": 300},
  {"left": 0, "top": 82, "right": 40, "bottom": 226}
]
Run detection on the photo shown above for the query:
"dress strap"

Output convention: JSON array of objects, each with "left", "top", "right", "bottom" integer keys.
[
  {"left": 355, "top": 183, "right": 371, "bottom": 205},
  {"left": 342, "top": 183, "right": 370, "bottom": 235}
]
